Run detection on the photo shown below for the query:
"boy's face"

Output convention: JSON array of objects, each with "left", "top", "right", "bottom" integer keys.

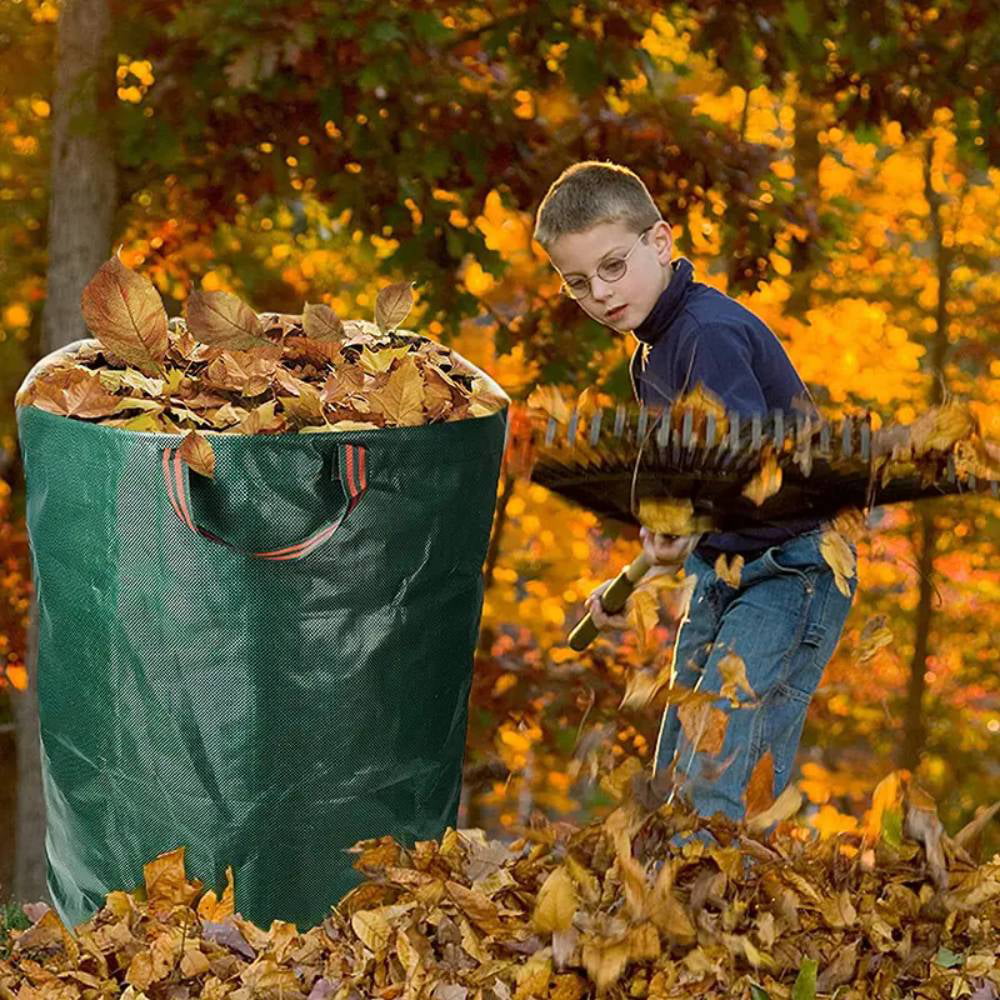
[{"left": 546, "top": 220, "right": 673, "bottom": 332}]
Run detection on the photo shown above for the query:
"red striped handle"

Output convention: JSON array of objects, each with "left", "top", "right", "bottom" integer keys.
[{"left": 162, "top": 443, "right": 368, "bottom": 560}]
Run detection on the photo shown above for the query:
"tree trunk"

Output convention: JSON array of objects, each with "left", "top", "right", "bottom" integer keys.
[
  {"left": 15, "top": 0, "right": 117, "bottom": 902},
  {"left": 899, "top": 142, "right": 953, "bottom": 771}
]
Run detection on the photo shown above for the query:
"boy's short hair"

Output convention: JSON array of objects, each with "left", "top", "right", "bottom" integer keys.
[{"left": 533, "top": 160, "right": 662, "bottom": 250}]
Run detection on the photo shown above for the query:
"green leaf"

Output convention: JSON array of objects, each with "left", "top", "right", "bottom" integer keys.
[
  {"left": 934, "top": 947, "right": 963, "bottom": 969},
  {"left": 749, "top": 983, "right": 772, "bottom": 1000},
  {"left": 791, "top": 957, "right": 817, "bottom": 1000},
  {"left": 881, "top": 805, "right": 903, "bottom": 848}
]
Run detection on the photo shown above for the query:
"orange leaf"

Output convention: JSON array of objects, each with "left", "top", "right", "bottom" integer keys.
[
  {"left": 179, "top": 430, "right": 216, "bottom": 479},
  {"left": 374, "top": 280, "right": 414, "bottom": 333},
  {"left": 185, "top": 290, "right": 268, "bottom": 351},
  {"left": 744, "top": 751, "right": 775, "bottom": 820}
]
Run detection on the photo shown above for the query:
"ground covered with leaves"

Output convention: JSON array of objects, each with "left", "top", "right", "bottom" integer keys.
[{"left": 2, "top": 761, "right": 997, "bottom": 1000}]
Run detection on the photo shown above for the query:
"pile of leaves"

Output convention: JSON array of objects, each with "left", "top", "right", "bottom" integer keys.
[
  {"left": 2, "top": 762, "right": 997, "bottom": 1000},
  {"left": 15, "top": 255, "right": 509, "bottom": 475}
]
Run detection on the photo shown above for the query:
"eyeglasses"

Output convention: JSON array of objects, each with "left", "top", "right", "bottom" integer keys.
[{"left": 559, "top": 226, "right": 654, "bottom": 300}]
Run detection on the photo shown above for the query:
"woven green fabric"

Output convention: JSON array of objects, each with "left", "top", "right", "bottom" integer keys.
[{"left": 16, "top": 398, "right": 505, "bottom": 929}]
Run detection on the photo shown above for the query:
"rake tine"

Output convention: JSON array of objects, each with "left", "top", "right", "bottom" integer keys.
[
  {"left": 588, "top": 409, "right": 603, "bottom": 446},
  {"left": 772, "top": 409, "right": 783, "bottom": 449},
  {"left": 841, "top": 417, "right": 853, "bottom": 459},
  {"left": 946, "top": 455, "right": 956, "bottom": 483},
  {"left": 656, "top": 415, "right": 670, "bottom": 448},
  {"left": 728, "top": 411, "right": 741, "bottom": 452},
  {"left": 545, "top": 417, "right": 557, "bottom": 447},
  {"left": 860, "top": 419, "right": 871, "bottom": 462},
  {"left": 637, "top": 404, "right": 649, "bottom": 441},
  {"left": 820, "top": 421, "right": 831, "bottom": 454},
  {"left": 614, "top": 404, "right": 626, "bottom": 438},
  {"left": 992, "top": 480, "right": 998, "bottom": 498},
  {"left": 751, "top": 414, "right": 762, "bottom": 451},
  {"left": 706, "top": 413, "right": 716, "bottom": 449},
  {"left": 567, "top": 409, "right": 579, "bottom": 444},
  {"left": 682, "top": 408, "right": 694, "bottom": 449}
]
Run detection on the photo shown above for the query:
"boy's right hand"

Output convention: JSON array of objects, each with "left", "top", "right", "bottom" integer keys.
[{"left": 584, "top": 531, "right": 699, "bottom": 632}]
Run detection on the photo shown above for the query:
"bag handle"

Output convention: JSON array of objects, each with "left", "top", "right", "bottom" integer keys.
[{"left": 161, "top": 443, "right": 368, "bottom": 560}]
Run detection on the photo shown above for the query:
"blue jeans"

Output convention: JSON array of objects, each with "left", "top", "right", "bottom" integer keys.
[{"left": 652, "top": 528, "right": 856, "bottom": 822}]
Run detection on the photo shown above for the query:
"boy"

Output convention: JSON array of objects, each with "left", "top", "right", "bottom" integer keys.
[{"left": 532, "top": 161, "right": 857, "bottom": 825}]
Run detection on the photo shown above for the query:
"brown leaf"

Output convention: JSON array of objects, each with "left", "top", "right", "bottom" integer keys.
[
  {"left": 678, "top": 699, "right": 729, "bottom": 756},
  {"left": 34, "top": 369, "right": 122, "bottom": 420},
  {"left": 186, "top": 290, "right": 268, "bottom": 351},
  {"left": 80, "top": 255, "right": 168, "bottom": 376},
  {"left": 371, "top": 358, "right": 424, "bottom": 426},
  {"left": 179, "top": 430, "right": 216, "bottom": 479},
  {"left": 302, "top": 302, "right": 345, "bottom": 342},
  {"left": 744, "top": 751, "right": 775, "bottom": 820},
  {"left": 373, "top": 280, "right": 414, "bottom": 333}
]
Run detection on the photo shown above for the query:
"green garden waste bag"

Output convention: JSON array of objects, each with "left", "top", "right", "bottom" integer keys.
[{"left": 16, "top": 347, "right": 507, "bottom": 930}]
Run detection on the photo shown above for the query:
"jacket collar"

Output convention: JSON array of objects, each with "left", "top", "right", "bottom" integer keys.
[{"left": 632, "top": 257, "right": 694, "bottom": 345}]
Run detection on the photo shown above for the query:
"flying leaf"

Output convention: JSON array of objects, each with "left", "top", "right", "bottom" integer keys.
[
  {"left": 718, "top": 651, "right": 755, "bottom": 704},
  {"left": 747, "top": 783, "right": 803, "bottom": 833},
  {"left": 185, "top": 290, "right": 268, "bottom": 351},
  {"left": 374, "top": 280, "right": 414, "bottom": 333},
  {"left": 714, "top": 553, "right": 744, "bottom": 588},
  {"left": 820, "top": 528, "right": 856, "bottom": 597},
  {"left": 742, "top": 447, "right": 783, "bottom": 505},
  {"left": 856, "top": 614, "right": 893, "bottom": 662},
  {"left": 678, "top": 699, "right": 729, "bottom": 756},
  {"left": 178, "top": 430, "right": 216, "bottom": 479},
  {"left": 744, "top": 751, "right": 775, "bottom": 820},
  {"left": 80, "top": 255, "right": 168, "bottom": 376},
  {"left": 302, "top": 302, "right": 345, "bottom": 342}
]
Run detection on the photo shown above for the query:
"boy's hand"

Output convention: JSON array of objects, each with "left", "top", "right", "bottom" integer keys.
[
  {"left": 584, "top": 531, "right": 700, "bottom": 633},
  {"left": 584, "top": 579, "right": 631, "bottom": 631}
]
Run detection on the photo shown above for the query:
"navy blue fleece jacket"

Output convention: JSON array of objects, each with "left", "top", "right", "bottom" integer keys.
[{"left": 628, "top": 257, "right": 822, "bottom": 555}]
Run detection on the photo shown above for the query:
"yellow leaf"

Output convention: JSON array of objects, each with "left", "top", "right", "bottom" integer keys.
[
  {"left": 196, "top": 866, "right": 235, "bottom": 921},
  {"left": 526, "top": 384, "right": 571, "bottom": 424},
  {"left": 714, "top": 553, "right": 744, "bottom": 588},
  {"left": 143, "top": 847, "right": 198, "bottom": 914},
  {"left": 718, "top": 651, "right": 755, "bottom": 703},
  {"left": 533, "top": 866, "right": 578, "bottom": 933},
  {"left": 746, "top": 783, "right": 802, "bottom": 833},
  {"left": 741, "top": 447, "right": 783, "bottom": 506},
  {"left": 820, "top": 528, "right": 856, "bottom": 597},
  {"left": 856, "top": 614, "right": 893, "bottom": 662},
  {"left": 351, "top": 908, "right": 393, "bottom": 955},
  {"left": 626, "top": 588, "right": 659, "bottom": 649},
  {"left": 358, "top": 345, "right": 411, "bottom": 374}
]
